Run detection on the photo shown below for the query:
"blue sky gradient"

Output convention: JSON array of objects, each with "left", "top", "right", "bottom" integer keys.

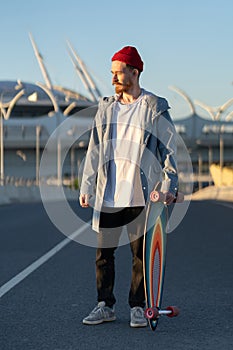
[{"left": 1, "top": 0, "right": 232, "bottom": 119}]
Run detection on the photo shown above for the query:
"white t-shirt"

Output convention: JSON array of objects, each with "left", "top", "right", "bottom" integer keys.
[{"left": 103, "top": 93, "right": 146, "bottom": 207}]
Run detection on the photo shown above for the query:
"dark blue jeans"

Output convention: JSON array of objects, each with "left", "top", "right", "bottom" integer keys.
[{"left": 96, "top": 206, "right": 146, "bottom": 308}]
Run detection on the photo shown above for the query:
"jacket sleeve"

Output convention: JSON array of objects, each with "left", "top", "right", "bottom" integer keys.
[
  {"left": 156, "top": 108, "right": 179, "bottom": 195},
  {"left": 79, "top": 114, "right": 100, "bottom": 196},
  {"left": 79, "top": 95, "right": 115, "bottom": 196}
]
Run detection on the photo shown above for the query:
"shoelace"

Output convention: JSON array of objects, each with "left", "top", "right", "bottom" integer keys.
[
  {"left": 133, "top": 307, "right": 144, "bottom": 318},
  {"left": 90, "top": 305, "right": 106, "bottom": 317}
]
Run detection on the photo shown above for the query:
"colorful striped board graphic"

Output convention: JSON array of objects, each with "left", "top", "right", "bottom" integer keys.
[{"left": 143, "top": 201, "right": 167, "bottom": 331}]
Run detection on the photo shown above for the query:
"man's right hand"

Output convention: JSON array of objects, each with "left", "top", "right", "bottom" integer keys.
[{"left": 79, "top": 194, "right": 90, "bottom": 208}]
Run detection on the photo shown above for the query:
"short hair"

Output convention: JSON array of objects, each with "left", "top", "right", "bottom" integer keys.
[{"left": 126, "top": 64, "right": 141, "bottom": 78}]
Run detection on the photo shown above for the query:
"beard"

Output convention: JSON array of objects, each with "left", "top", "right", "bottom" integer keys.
[{"left": 113, "top": 79, "right": 132, "bottom": 94}]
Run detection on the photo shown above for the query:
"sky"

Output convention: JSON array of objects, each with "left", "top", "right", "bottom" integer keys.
[{"left": 0, "top": 0, "right": 232, "bottom": 120}]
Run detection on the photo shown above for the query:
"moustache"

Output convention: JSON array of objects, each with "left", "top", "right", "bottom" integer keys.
[
  {"left": 113, "top": 82, "right": 130, "bottom": 87},
  {"left": 112, "top": 82, "right": 122, "bottom": 86}
]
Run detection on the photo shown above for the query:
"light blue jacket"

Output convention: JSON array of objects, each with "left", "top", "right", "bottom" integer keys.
[{"left": 80, "top": 89, "right": 178, "bottom": 232}]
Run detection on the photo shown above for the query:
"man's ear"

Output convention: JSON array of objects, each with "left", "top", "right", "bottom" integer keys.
[{"left": 133, "top": 69, "right": 139, "bottom": 79}]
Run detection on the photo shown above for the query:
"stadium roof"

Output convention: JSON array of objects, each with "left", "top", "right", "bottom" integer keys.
[{"left": 0, "top": 80, "right": 92, "bottom": 106}]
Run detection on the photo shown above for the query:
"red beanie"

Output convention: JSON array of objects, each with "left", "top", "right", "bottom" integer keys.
[{"left": 111, "top": 46, "right": 144, "bottom": 72}]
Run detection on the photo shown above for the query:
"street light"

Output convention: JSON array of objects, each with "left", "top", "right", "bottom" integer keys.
[
  {"left": 0, "top": 89, "right": 25, "bottom": 185},
  {"left": 36, "top": 82, "right": 63, "bottom": 186},
  {"left": 36, "top": 125, "right": 41, "bottom": 186}
]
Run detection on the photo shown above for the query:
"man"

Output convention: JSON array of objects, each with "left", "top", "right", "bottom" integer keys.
[{"left": 79, "top": 46, "right": 178, "bottom": 327}]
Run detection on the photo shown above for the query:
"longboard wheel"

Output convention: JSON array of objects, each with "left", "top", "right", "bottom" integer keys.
[
  {"left": 166, "top": 306, "right": 180, "bottom": 317},
  {"left": 144, "top": 307, "right": 159, "bottom": 320},
  {"left": 150, "top": 191, "right": 165, "bottom": 203}
]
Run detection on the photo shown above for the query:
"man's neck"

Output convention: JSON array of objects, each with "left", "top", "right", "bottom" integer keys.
[{"left": 119, "top": 86, "right": 142, "bottom": 104}]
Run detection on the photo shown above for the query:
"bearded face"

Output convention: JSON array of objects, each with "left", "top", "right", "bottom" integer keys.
[
  {"left": 114, "top": 74, "right": 133, "bottom": 94},
  {"left": 111, "top": 61, "right": 134, "bottom": 94}
]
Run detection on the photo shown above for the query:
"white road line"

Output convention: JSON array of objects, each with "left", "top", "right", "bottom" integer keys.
[{"left": 0, "top": 222, "right": 90, "bottom": 298}]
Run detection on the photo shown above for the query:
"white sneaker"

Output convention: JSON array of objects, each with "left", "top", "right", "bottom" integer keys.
[
  {"left": 83, "top": 302, "right": 116, "bottom": 325},
  {"left": 130, "top": 307, "right": 148, "bottom": 328}
]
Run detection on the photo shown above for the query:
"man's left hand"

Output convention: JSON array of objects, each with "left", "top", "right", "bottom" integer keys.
[{"left": 164, "top": 192, "right": 176, "bottom": 205}]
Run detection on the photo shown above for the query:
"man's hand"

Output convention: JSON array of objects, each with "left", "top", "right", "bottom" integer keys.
[
  {"left": 79, "top": 194, "right": 90, "bottom": 208},
  {"left": 164, "top": 192, "right": 176, "bottom": 205}
]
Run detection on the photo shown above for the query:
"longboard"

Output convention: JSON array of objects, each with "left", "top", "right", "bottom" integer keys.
[
  {"left": 143, "top": 187, "right": 181, "bottom": 331},
  {"left": 143, "top": 201, "right": 167, "bottom": 330}
]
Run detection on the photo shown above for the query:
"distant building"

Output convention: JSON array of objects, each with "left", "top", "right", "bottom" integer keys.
[
  {"left": 0, "top": 80, "right": 95, "bottom": 182},
  {"left": 175, "top": 113, "right": 233, "bottom": 165},
  {"left": 175, "top": 113, "right": 233, "bottom": 190},
  {"left": 1, "top": 81, "right": 232, "bottom": 189}
]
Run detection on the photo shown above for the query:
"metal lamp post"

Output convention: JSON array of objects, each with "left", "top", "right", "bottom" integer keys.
[
  {"left": 0, "top": 105, "right": 5, "bottom": 186},
  {"left": 36, "top": 125, "right": 41, "bottom": 186},
  {"left": 36, "top": 82, "right": 63, "bottom": 186},
  {"left": 0, "top": 89, "right": 25, "bottom": 185}
]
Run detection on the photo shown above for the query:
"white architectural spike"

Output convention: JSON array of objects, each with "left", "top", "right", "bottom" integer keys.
[
  {"left": 169, "top": 85, "right": 196, "bottom": 115},
  {"left": 215, "top": 98, "right": 233, "bottom": 121},
  {"left": 67, "top": 46, "right": 97, "bottom": 103},
  {"left": 29, "top": 32, "right": 53, "bottom": 90},
  {"left": 194, "top": 100, "right": 216, "bottom": 120},
  {"left": 67, "top": 41, "right": 102, "bottom": 101}
]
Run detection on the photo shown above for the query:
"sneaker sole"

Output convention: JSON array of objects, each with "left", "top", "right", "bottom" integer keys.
[
  {"left": 83, "top": 316, "right": 116, "bottom": 325},
  {"left": 130, "top": 322, "right": 147, "bottom": 328}
]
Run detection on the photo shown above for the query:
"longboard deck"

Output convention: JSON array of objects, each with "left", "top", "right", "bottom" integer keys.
[{"left": 143, "top": 201, "right": 167, "bottom": 331}]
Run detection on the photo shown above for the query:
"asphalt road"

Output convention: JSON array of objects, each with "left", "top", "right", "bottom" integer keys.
[{"left": 0, "top": 200, "right": 233, "bottom": 350}]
